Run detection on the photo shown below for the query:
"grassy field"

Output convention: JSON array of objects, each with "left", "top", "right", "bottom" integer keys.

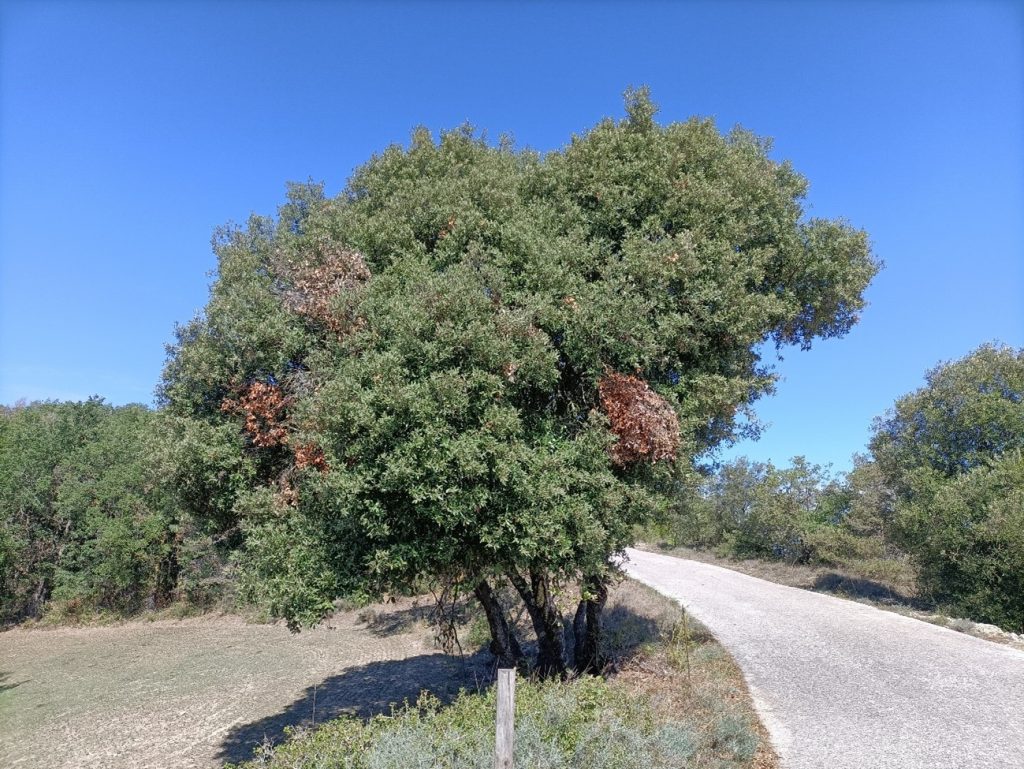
[
  {"left": 1, "top": 581, "right": 777, "bottom": 769},
  {"left": 1, "top": 599, "right": 477, "bottom": 768}
]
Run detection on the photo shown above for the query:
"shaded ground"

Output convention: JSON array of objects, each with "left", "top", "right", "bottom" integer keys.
[
  {"left": 216, "top": 652, "right": 490, "bottom": 764},
  {"left": 0, "top": 599, "right": 485, "bottom": 769}
]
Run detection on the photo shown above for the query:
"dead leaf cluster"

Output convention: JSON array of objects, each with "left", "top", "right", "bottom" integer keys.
[
  {"left": 220, "top": 381, "right": 290, "bottom": 448},
  {"left": 276, "top": 238, "right": 370, "bottom": 334},
  {"left": 598, "top": 372, "right": 680, "bottom": 467}
]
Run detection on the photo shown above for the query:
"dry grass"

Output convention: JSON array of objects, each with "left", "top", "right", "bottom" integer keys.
[
  {"left": 604, "top": 579, "right": 780, "bottom": 769},
  {"left": 2, "top": 580, "right": 780, "bottom": 769},
  {"left": 0, "top": 596, "right": 483, "bottom": 769}
]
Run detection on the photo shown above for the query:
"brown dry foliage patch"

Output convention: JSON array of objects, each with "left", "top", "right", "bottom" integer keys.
[
  {"left": 220, "top": 383, "right": 328, "bottom": 510},
  {"left": 276, "top": 238, "right": 370, "bottom": 335},
  {"left": 598, "top": 372, "right": 680, "bottom": 467},
  {"left": 221, "top": 381, "right": 291, "bottom": 448},
  {"left": 294, "top": 442, "right": 329, "bottom": 472}
]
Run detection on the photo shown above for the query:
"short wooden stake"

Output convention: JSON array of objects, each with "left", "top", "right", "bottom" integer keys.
[{"left": 495, "top": 668, "right": 516, "bottom": 769}]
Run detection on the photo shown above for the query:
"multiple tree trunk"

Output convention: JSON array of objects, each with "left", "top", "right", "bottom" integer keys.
[{"left": 474, "top": 569, "right": 610, "bottom": 678}]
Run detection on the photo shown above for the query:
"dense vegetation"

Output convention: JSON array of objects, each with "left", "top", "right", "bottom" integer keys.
[
  {"left": 665, "top": 454, "right": 891, "bottom": 569},
  {"left": 0, "top": 399, "right": 170, "bottom": 621},
  {"left": 8, "top": 93, "right": 1020, "bottom": 645},
  {"left": 0, "top": 399, "right": 235, "bottom": 623},
  {"left": 8, "top": 94, "right": 1019, "bottom": 646},
  {"left": 873, "top": 344, "right": 1024, "bottom": 630},
  {"left": 659, "top": 344, "right": 1024, "bottom": 632},
  {"left": 155, "top": 88, "right": 875, "bottom": 675}
]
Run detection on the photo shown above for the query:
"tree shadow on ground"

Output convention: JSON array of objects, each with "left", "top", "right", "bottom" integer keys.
[
  {"left": 360, "top": 595, "right": 479, "bottom": 638},
  {"left": 812, "top": 572, "right": 932, "bottom": 610},
  {"left": 216, "top": 651, "right": 491, "bottom": 765},
  {"left": 0, "top": 671, "right": 25, "bottom": 694},
  {"left": 359, "top": 603, "right": 434, "bottom": 636},
  {"left": 218, "top": 600, "right": 672, "bottom": 765},
  {"left": 0, "top": 671, "right": 23, "bottom": 696},
  {"left": 589, "top": 604, "right": 666, "bottom": 666}
]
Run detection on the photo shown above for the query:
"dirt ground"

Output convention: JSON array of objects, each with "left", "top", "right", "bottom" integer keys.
[
  {"left": 0, "top": 599, "right": 487, "bottom": 769},
  {"left": 0, "top": 579, "right": 779, "bottom": 769}
]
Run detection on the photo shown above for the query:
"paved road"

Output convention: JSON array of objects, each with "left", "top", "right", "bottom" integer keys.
[{"left": 623, "top": 548, "right": 1024, "bottom": 769}]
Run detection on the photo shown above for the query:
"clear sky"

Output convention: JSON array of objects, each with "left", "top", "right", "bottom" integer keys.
[{"left": 1, "top": 1, "right": 1021, "bottom": 474}]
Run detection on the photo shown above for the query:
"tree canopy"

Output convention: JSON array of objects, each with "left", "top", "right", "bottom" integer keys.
[
  {"left": 869, "top": 343, "right": 1024, "bottom": 630},
  {"left": 870, "top": 343, "right": 1024, "bottom": 483},
  {"left": 0, "top": 399, "right": 176, "bottom": 621},
  {"left": 161, "top": 89, "right": 878, "bottom": 673}
]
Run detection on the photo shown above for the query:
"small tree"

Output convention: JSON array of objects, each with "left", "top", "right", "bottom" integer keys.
[{"left": 161, "top": 89, "right": 877, "bottom": 674}]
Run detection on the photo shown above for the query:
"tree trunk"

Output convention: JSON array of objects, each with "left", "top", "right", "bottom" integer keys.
[
  {"left": 474, "top": 579, "right": 523, "bottom": 669},
  {"left": 573, "top": 574, "right": 608, "bottom": 674},
  {"left": 509, "top": 569, "right": 566, "bottom": 678}
]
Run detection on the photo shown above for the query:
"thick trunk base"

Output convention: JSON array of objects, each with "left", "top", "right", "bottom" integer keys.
[
  {"left": 474, "top": 580, "right": 523, "bottom": 669},
  {"left": 510, "top": 569, "right": 567, "bottom": 679}
]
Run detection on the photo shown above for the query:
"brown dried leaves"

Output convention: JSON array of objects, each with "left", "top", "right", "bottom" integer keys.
[
  {"left": 294, "top": 442, "right": 328, "bottom": 472},
  {"left": 276, "top": 237, "right": 370, "bottom": 335},
  {"left": 221, "top": 381, "right": 330, "bottom": 474},
  {"left": 221, "top": 381, "right": 291, "bottom": 448},
  {"left": 598, "top": 372, "right": 680, "bottom": 467}
]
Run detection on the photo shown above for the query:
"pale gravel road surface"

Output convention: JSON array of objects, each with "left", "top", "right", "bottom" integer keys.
[{"left": 624, "top": 547, "right": 1024, "bottom": 769}]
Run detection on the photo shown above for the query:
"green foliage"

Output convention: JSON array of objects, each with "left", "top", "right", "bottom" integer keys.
[
  {"left": 869, "top": 344, "right": 1024, "bottom": 630},
  {"left": 161, "top": 89, "right": 876, "bottom": 662},
  {"left": 665, "top": 345, "right": 1024, "bottom": 633},
  {"left": 669, "top": 457, "right": 842, "bottom": 563},
  {"left": 665, "top": 454, "right": 896, "bottom": 571},
  {"left": 234, "top": 487, "right": 342, "bottom": 628},
  {"left": 229, "top": 675, "right": 755, "bottom": 769},
  {"left": 894, "top": 452, "right": 1023, "bottom": 630},
  {"left": 0, "top": 399, "right": 175, "bottom": 620},
  {"left": 0, "top": 399, "right": 251, "bottom": 622},
  {"left": 871, "top": 344, "right": 1024, "bottom": 483}
]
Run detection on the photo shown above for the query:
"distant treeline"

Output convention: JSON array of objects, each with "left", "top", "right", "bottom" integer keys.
[
  {"left": 659, "top": 344, "right": 1023, "bottom": 632},
  {"left": 2, "top": 344, "right": 1022, "bottom": 631},
  {"left": 0, "top": 398, "right": 240, "bottom": 622}
]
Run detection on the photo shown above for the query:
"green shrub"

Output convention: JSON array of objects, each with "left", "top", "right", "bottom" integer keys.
[
  {"left": 0, "top": 399, "right": 242, "bottom": 623},
  {"left": 871, "top": 345, "right": 1024, "bottom": 631},
  {"left": 0, "top": 400, "right": 173, "bottom": 619},
  {"left": 666, "top": 457, "right": 847, "bottom": 565},
  {"left": 229, "top": 674, "right": 757, "bottom": 769},
  {"left": 895, "top": 452, "right": 1024, "bottom": 631}
]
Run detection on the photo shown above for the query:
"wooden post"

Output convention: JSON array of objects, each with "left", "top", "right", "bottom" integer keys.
[{"left": 495, "top": 667, "right": 516, "bottom": 769}]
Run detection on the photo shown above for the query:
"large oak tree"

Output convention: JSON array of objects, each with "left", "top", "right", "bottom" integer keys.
[{"left": 161, "top": 90, "right": 877, "bottom": 675}]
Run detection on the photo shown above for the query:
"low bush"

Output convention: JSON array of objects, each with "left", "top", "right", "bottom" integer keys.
[{"left": 231, "top": 660, "right": 759, "bottom": 769}]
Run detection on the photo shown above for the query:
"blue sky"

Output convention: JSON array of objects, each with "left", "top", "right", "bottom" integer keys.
[{"left": 1, "top": 1, "right": 1021, "bottom": 474}]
